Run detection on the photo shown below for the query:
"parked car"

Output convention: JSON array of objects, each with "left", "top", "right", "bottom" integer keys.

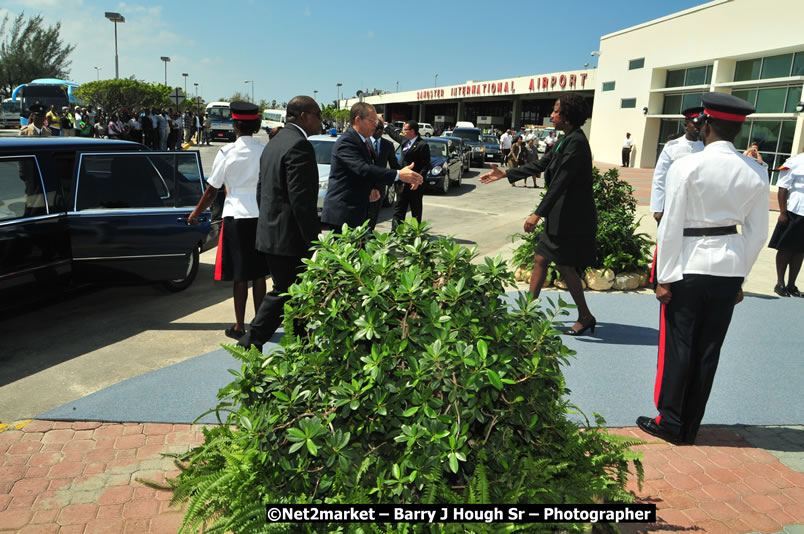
[
  {"left": 308, "top": 133, "right": 398, "bottom": 210},
  {"left": 445, "top": 136, "right": 471, "bottom": 172},
  {"left": 397, "top": 137, "right": 462, "bottom": 194},
  {"left": 450, "top": 127, "right": 485, "bottom": 165},
  {"left": 482, "top": 134, "right": 503, "bottom": 162},
  {"left": 419, "top": 122, "right": 435, "bottom": 137},
  {"left": 0, "top": 138, "right": 212, "bottom": 298}
]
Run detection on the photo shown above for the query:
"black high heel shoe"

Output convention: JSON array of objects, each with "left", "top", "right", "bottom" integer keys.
[{"left": 564, "top": 317, "right": 596, "bottom": 336}]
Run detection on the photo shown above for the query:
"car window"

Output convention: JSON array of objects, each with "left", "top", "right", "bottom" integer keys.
[
  {"left": 425, "top": 141, "right": 447, "bottom": 157},
  {"left": 310, "top": 140, "right": 335, "bottom": 165},
  {"left": 0, "top": 156, "right": 46, "bottom": 221},
  {"left": 452, "top": 130, "right": 483, "bottom": 142},
  {"left": 76, "top": 153, "right": 202, "bottom": 210},
  {"left": 483, "top": 136, "right": 498, "bottom": 144}
]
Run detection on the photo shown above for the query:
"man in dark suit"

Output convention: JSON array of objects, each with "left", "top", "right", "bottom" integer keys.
[
  {"left": 390, "top": 120, "right": 430, "bottom": 230},
  {"left": 367, "top": 121, "right": 401, "bottom": 231},
  {"left": 322, "top": 102, "right": 422, "bottom": 229},
  {"left": 237, "top": 95, "right": 322, "bottom": 352}
]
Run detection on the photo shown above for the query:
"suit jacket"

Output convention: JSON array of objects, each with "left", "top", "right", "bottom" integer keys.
[
  {"left": 19, "top": 124, "right": 51, "bottom": 136},
  {"left": 506, "top": 128, "right": 596, "bottom": 237},
  {"left": 322, "top": 127, "right": 398, "bottom": 228},
  {"left": 398, "top": 136, "right": 430, "bottom": 190},
  {"left": 374, "top": 137, "right": 401, "bottom": 170},
  {"left": 255, "top": 124, "right": 320, "bottom": 257}
]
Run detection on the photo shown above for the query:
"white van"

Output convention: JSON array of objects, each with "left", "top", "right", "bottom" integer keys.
[
  {"left": 262, "top": 109, "right": 287, "bottom": 131},
  {"left": 455, "top": 121, "right": 475, "bottom": 128},
  {"left": 419, "top": 122, "right": 434, "bottom": 137}
]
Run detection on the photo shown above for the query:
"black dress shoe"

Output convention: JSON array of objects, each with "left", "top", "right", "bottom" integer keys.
[
  {"left": 564, "top": 318, "right": 596, "bottom": 336},
  {"left": 786, "top": 285, "right": 803, "bottom": 298},
  {"left": 636, "top": 416, "right": 685, "bottom": 445},
  {"left": 774, "top": 284, "right": 790, "bottom": 297}
]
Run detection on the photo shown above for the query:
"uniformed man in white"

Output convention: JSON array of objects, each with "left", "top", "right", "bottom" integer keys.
[
  {"left": 650, "top": 107, "right": 705, "bottom": 224},
  {"left": 18, "top": 103, "right": 51, "bottom": 136},
  {"left": 637, "top": 92, "right": 769, "bottom": 446}
]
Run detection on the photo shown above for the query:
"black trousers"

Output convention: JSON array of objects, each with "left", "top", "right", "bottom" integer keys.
[
  {"left": 653, "top": 274, "right": 743, "bottom": 442},
  {"left": 622, "top": 148, "right": 631, "bottom": 167},
  {"left": 237, "top": 252, "right": 308, "bottom": 351},
  {"left": 367, "top": 185, "right": 386, "bottom": 231},
  {"left": 392, "top": 185, "right": 423, "bottom": 230}
]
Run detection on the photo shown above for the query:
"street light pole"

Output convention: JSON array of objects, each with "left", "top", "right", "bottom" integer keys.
[
  {"left": 104, "top": 12, "right": 125, "bottom": 79},
  {"left": 396, "top": 81, "right": 399, "bottom": 92},
  {"left": 313, "top": 90, "right": 318, "bottom": 103},
  {"left": 434, "top": 74, "right": 438, "bottom": 88},
  {"left": 336, "top": 83, "right": 342, "bottom": 109},
  {"left": 160, "top": 57, "right": 170, "bottom": 86},
  {"left": 94, "top": 67, "right": 102, "bottom": 81},
  {"left": 182, "top": 73, "right": 188, "bottom": 95},
  {"left": 244, "top": 80, "right": 254, "bottom": 103}
]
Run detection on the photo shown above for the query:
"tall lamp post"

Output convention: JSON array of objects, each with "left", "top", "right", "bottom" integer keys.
[
  {"left": 434, "top": 74, "right": 438, "bottom": 88},
  {"left": 336, "top": 82, "right": 342, "bottom": 109},
  {"left": 94, "top": 67, "right": 102, "bottom": 81},
  {"left": 160, "top": 57, "right": 170, "bottom": 86},
  {"left": 396, "top": 81, "right": 399, "bottom": 92},
  {"left": 182, "top": 73, "right": 188, "bottom": 95},
  {"left": 244, "top": 80, "right": 254, "bottom": 103},
  {"left": 104, "top": 12, "right": 125, "bottom": 79},
  {"left": 194, "top": 83, "right": 200, "bottom": 112},
  {"left": 313, "top": 90, "right": 318, "bottom": 103}
]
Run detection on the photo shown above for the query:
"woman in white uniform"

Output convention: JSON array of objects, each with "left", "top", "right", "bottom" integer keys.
[
  {"left": 769, "top": 152, "right": 804, "bottom": 297},
  {"left": 188, "top": 102, "right": 270, "bottom": 339}
]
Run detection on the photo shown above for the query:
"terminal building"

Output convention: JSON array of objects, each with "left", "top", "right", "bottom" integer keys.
[{"left": 342, "top": 0, "right": 803, "bottom": 176}]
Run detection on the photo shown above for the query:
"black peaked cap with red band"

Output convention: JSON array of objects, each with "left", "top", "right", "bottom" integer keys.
[
  {"left": 682, "top": 106, "right": 704, "bottom": 120},
  {"left": 230, "top": 101, "right": 259, "bottom": 120},
  {"left": 701, "top": 92, "right": 755, "bottom": 122}
]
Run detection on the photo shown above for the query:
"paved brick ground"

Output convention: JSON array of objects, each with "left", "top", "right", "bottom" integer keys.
[{"left": 1, "top": 420, "right": 802, "bottom": 533}]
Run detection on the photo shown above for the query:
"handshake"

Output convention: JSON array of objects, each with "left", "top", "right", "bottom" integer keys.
[{"left": 398, "top": 162, "right": 423, "bottom": 190}]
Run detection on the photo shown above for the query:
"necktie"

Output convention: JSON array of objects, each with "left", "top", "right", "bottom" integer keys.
[{"left": 365, "top": 138, "right": 374, "bottom": 158}]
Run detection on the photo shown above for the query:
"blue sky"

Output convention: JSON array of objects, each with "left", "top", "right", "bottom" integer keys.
[{"left": 2, "top": 0, "right": 707, "bottom": 106}]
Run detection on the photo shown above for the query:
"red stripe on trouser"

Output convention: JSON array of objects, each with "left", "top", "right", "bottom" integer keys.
[
  {"left": 213, "top": 219, "right": 224, "bottom": 281},
  {"left": 653, "top": 302, "right": 667, "bottom": 425},
  {"left": 649, "top": 244, "right": 658, "bottom": 284}
]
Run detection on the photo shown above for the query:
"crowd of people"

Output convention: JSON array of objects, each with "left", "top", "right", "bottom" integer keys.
[{"left": 22, "top": 103, "right": 213, "bottom": 149}]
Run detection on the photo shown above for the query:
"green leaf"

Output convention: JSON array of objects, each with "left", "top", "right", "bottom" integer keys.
[
  {"left": 402, "top": 406, "right": 419, "bottom": 417},
  {"left": 486, "top": 369, "right": 503, "bottom": 390},
  {"left": 448, "top": 452, "right": 459, "bottom": 473},
  {"left": 272, "top": 391, "right": 290, "bottom": 402},
  {"left": 289, "top": 441, "right": 305, "bottom": 453},
  {"left": 306, "top": 439, "right": 318, "bottom": 456}
]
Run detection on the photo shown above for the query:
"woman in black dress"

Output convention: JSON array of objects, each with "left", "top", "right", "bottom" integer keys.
[{"left": 480, "top": 94, "right": 597, "bottom": 336}]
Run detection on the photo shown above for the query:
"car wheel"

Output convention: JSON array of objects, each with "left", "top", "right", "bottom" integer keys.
[
  {"left": 441, "top": 173, "right": 450, "bottom": 194},
  {"left": 162, "top": 247, "right": 199, "bottom": 292}
]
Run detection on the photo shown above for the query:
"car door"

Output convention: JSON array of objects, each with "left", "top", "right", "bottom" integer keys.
[
  {"left": 0, "top": 154, "right": 71, "bottom": 292},
  {"left": 447, "top": 141, "right": 462, "bottom": 177},
  {"left": 67, "top": 151, "right": 210, "bottom": 282}
]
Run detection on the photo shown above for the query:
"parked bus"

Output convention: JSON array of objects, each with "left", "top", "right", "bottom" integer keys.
[
  {"left": 0, "top": 98, "right": 20, "bottom": 128},
  {"left": 11, "top": 78, "right": 80, "bottom": 126},
  {"left": 262, "top": 109, "right": 286, "bottom": 132},
  {"left": 205, "top": 101, "right": 235, "bottom": 142}
]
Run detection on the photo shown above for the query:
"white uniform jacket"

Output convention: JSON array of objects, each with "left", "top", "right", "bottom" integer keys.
[
  {"left": 777, "top": 153, "right": 804, "bottom": 216},
  {"left": 650, "top": 135, "right": 704, "bottom": 213},
  {"left": 206, "top": 136, "right": 265, "bottom": 219},
  {"left": 656, "top": 140, "right": 769, "bottom": 284}
]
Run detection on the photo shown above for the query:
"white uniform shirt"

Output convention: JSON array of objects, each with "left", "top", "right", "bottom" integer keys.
[
  {"left": 623, "top": 137, "right": 633, "bottom": 149},
  {"left": 650, "top": 135, "right": 705, "bottom": 212},
  {"left": 777, "top": 153, "right": 804, "bottom": 216},
  {"left": 656, "top": 140, "right": 769, "bottom": 284},
  {"left": 206, "top": 136, "right": 265, "bottom": 219},
  {"left": 500, "top": 133, "right": 512, "bottom": 150}
]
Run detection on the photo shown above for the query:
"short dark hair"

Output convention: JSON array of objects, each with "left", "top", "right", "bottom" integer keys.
[
  {"left": 405, "top": 120, "right": 419, "bottom": 135},
  {"left": 234, "top": 117, "right": 261, "bottom": 136},
  {"left": 557, "top": 94, "right": 590, "bottom": 127},
  {"left": 286, "top": 96, "right": 319, "bottom": 122},
  {"left": 350, "top": 102, "right": 374, "bottom": 125},
  {"left": 709, "top": 118, "right": 743, "bottom": 141}
]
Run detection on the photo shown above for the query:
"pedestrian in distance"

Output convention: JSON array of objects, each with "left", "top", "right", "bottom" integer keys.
[
  {"left": 236, "top": 96, "right": 322, "bottom": 353},
  {"left": 19, "top": 102, "right": 51, "bottom": 136},
  {"left": 188, "top": 102, "right": 270, "bottom": 340},
  {"left": 637, "top": 92, "right": 769, "bottom": 446},
  {"left": 622, "top": 132, "right": 633, "bottom": 167},
  {"left": 479, "top": 94, "right": 597, "bottom": 337},
  {"left": 367, "top": 120, "right": 401, "bottom": 232},
  {"left": 769, "top": 152, "right": 804, "bottom": 298}
]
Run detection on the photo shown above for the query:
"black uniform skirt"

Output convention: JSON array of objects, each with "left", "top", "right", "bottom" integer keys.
[
  {"left": 214, "top": 217, "right": 270, "bottom": 282},
  {"left": 768, "top": 211, "right": 804, "bottom": 252},
  {"left": 535, "top": 231, "right": 596, "bottom": 268}
]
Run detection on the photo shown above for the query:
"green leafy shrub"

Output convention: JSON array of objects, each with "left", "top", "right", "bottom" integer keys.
[
  {"left": 510, "top": 167, "right": 653, "bottom": 275},
  {"left": 162, "top": 221, "right": 643, "bottom": 533}
]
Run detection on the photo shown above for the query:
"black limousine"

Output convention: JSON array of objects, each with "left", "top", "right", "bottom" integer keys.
[{"left": 0, "top": 138, "right": 213, "bottom": 297}]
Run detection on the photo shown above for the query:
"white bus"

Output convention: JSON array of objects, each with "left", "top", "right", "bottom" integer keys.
[
  {"left": 1, "top": 98, "right": 20, "bottom": 128},
  {"left": 262, "top": 109, "right": 286, "bottom": 132},
  {"left": 205, "top": 101, "right": 235, "bottom": 142}
]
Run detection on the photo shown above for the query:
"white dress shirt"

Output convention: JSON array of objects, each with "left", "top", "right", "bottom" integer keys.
[
  {"left": 650, "top": 135, "right": 705, "bottom": 212},
  {"left": 623, "top": 137, "right": 633, "bottom": 149},
  {"left": 206, "top": 135, "right": 266, "bottom": 218},
  {"left": 777, "top": 153, "right": 804, "bottom": 216},
  {"left": 500, "top": 133, "right": 512, "bottom": 150},
  {"left": 656, "top": 140, "right": 769, "bottom": 284}
]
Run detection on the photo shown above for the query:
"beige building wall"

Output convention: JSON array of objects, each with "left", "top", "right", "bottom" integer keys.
[{"left": 589, "top": 0, "right": 804, "bottom": 168}]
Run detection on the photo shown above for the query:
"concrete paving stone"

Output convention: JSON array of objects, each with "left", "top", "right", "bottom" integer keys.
[
  {"left": 122, "top": 498, "right": 159, "bottom": 519},
  {"left": 82, "top": 463, "right": 106, "bottom": 476},
  {"left": 655, "top": 507, "right": 694, "bottom": 528},
  {"left": 70, "top": 422, "right": 102, "bottom": 431},
  {"left": 766, "top": 509, "right": 799, "bottom": 529},
  {"left": 47, "top": 478, "right": 72, "bottom": 491},
  {"left": 691, "top": 471, "right": 717, "bottom": 486},
  {"left": 705, "top": 467, "right": 743, "bottom": 485},
  {"left": 40, "top": 429, "right": 74, "bottom": 444},
  {"left": 655, "top": 489, "right": 696, "bottom": 510},
  {"left": 164, "top": 431, "right": 194, "bottom": 445},
  {"left": 106, "top": 458, "right": 139, "bottom": 474},
  {"left": 83, "top": 448, "right": 115, "bottom": 464},
  {"left": 780, "top": 457, "right": 804, "bottom": 472},
  {"left": 4, "top": 453, "right": 30, "bottom": 466},
  {"left": 744, "top": 475, "right": 787, "bottom": 494},
  {"left": 114, "top": 434, "right": 146, "bottom": 450},
  {"left": 18, "top": 524, "right": 59, "bottom": 534},
  {"left": 69, "top": 490, "right": 101, "bottom": 505},
  {"left": 83, "top": 518, "right": 125, "bottom": 534},
  {"left": 21, "top": 421, "right": 54, "bottom": 433},
  {"left": 92, "top": 426, "right": 124, "bottom": 440},
  {"left": 132, "top": 486, "right": 157, "bottom": 500},
  {"left": 59, "top": 524, "right": 87, "bottom": 534},
  {"left": 143, "top": 423, "right": 173, "bottom": 436},
  {"left": 744, "top": 493, "right": 784, "bottom": 513},
  {"left": 20, "top": 432, "right": 44, "bottom": 442},
  {"left": 0, "top": 430, "right": 23, "bottom": 444},
  {"left": 96, "top": 503, "right": 123, "bottom": 520},
  {"left": 32, "top": 490, "right": 65, "bottom": 511},
  {"left": 7, "top": 441, "right": 43, "bottom": 455},
  {"left": 723, "top": 498, "right": 754, "bottom": 516},
  {"left": 26, "top": 452, "right": 63, "bottom": 467},
  {"left": 51, "top": 422, "right": 72, "bottom": 430},
  {"left": 701, "top": 483, "right": 739, "bottom": 501},
  {"left": 57, "top": 502, "right": 98, "bottom": 525},
  {"left": 740, "top": 511, "right": 786, "bottom": 532},
  {"left": 0, "top": 493, "right": 11, "bottom": 512},
  {"left": 123, "top": 518, "right": 151, "bottom": 533},
  {"left": 121, "top": 424, "right": 144, "bottom": 436},
  {"left": 699, "top": 499, "right": 741, "bottom": 522},
  {"left": 9, "top": 494, "right": 36, "bottom": 509},
  {"left": 39, "top": 443, "right": 65, "bottom": 454},
  {"left": 68, "top": 475, "right": 106, "bottom": 492},
  {"left": 138, "top": 458, "right": 174, "bottom": 472},
  {"left": 103, "top": 474, "right": 133, "bottom": 487},
  {"left": 0, "top": 508, "right": 35, "bottom": 529},
  {"left": 0, "top": 464, "right": 27, "bottom": 483},
  {"left": 150, "top": 512, "right": 185, "bottom": 534},
  {"left": 680, "top": 506, "right": 709, "bottom": 523},
  {"left": 781, "top": 486, "right": 804, "bottom": 503},
  {"left": 115, "top": 449, "right": 136, "bottom": 459},
  {"left": 144, "top": 434, "right": 165, "bottom": 446},
  {"left": 97, "top": 486, "right": 133, "bottom": 506},
  {"left": 46, "top": 462, "right": 84, "bottom": 479},
  {"left": 770, "top": 492, "right": 796, "bottom": 507},
  {"left": 11, "top": 476, "right": 49, "bottom": 496},
  {"left": 68, "top": 430, "right": 94, "bottom": 441},
  {"left": 782, "top": 503, "right": 804, "bottom": 522},
  {"left": 31, "top": 508, "right": 59, "bottom": 524}
]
